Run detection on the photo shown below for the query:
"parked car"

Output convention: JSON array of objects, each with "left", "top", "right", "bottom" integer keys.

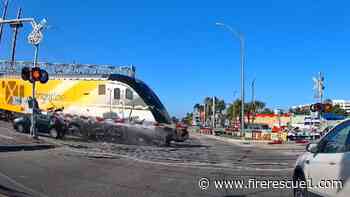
[
  {"left": 13, "top": 107, "right": 67, "bottom": 139},
  {"left": 293, "top": 119, "right": 350, "bottom": 197}
]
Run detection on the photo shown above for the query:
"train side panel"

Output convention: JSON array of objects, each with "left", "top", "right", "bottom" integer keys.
[
  {"left": 0, "top": 77, "right": 156, "bottom": 122},
  {"left": 0, "top": 78, "right": 31, "bottom": 113}
]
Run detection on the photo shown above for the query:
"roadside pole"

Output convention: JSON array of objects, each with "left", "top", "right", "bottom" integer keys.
[
  {"left": 10, "top": 8, "right": 23, "bottom": 69},
  {"left": 0, "top": 0, "right": 9, "bottom": 46},
  {"left": 212, "top": 96, "right": 215, "bottom": 129},
  {"left": 251, "top": 78, "right": 256, "bottom": 123},
  {"left": 215, "top": 22, "right": 245, "bottom": 140},
  {"left": 30, "top": 45, "right": 39, "bottom": 138},
  {"left": 203, "top": 103, "right": 206, "bottom": 126}
]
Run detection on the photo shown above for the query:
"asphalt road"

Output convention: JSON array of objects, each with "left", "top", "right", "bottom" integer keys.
[{"left": 0, "top": 122, "right": 306, "bottom": 197}]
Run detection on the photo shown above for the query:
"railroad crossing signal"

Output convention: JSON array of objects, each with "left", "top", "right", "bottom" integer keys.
[
  {"left": 313, "top": 72, "right": 325, "bottom": 102},
  {"left": 21, "top": 66, "right": 49, "bottom": 84},
  {"left": 27, "top": 18, "right": 47, "bottom": 46},
  {"left": 310, "top": 103, "right": 332, "bottom": 113},
  {"left": 310, "top": 103, "right": 323, "bottom": 112},
  {"left": 27, "top": 30, "right": 43, "bottom": 45}
]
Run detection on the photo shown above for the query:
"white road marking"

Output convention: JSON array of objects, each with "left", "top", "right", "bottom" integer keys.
[{"left": 0, "top": 171, "right": 49, "bottom": 197}]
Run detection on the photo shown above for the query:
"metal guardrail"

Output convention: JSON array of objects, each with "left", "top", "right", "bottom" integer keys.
[{"left": 0, "top": 60, "right": 136, "bottom": 78}]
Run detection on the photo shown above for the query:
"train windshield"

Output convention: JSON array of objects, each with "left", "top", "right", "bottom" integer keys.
[{"left": 135, "top": 80, "right": 171, "bottom": 124}]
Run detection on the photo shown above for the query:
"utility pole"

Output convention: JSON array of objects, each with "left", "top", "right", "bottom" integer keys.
[
  {"left": 0, "top": 0, "right": 9, "bottom": 46},
  {"left": 216, "top": 22, "right": 245, "bottom": 139},
  {"left": 203, "top": 103, "right": 206, "bottom": 126},
  {"left": 212, "top": 96, "right": 215, "bottom": 129},
  {"left": 10, "top": 8, "right": 23, "bottom": 69},
  {"left": 251, "top": 78, "right": 256, "bottom": 123}
]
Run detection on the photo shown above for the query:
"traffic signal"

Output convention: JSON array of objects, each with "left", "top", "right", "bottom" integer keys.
[
  {"left": 31, "top": 67, "right": 42, "bottom": 81},
  {"left": 21, "top": 67, "right": 49, "bottom": 84},
  {"left": 310, "top": 103, "right": 333, "bottom": 113},
  {"left": 310, "top": 103, "right": 323, "bottom": 112},
  {"left": 21, "top": 67, "right": 30, "bottom": 81}
]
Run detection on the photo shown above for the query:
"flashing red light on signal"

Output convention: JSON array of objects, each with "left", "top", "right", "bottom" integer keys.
[{"left": 31, "top": 67, "right": 42, "bottom": 81}]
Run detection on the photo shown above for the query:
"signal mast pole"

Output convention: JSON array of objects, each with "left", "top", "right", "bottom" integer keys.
[
  {"left": 30, "top": 44, "right": 39, "bottom": 138},
  {"left": 0, "top": 17, "right": 48, "bottom": 139}
]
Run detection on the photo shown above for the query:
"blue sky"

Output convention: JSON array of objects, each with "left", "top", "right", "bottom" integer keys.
[{"left": 0, "top": 0, "right": 349, "bottom": 117}]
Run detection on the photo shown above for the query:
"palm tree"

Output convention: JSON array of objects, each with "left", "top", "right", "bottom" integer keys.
[
  {"left": 227, "top": 99, "right": 268, "bottom": 124},
  {"left": 193, "top": 103, "right": 201, "bottom": 110},
  {"left": 260, "top": 108, "right": 274, "bottom": 114},
  {"left": 182, "top": 112, "right": 193, "bottom": 125},
  {"left": 250, "top": 100, "right": 266, "bottom": 123},
  {"left": 253, "top": 101, "right": 266, "bottom": 113},
  {"left": 203, "top": 97, "right": 226, "bottom": 115},
  {"left": 226, "top": 99, "right": 242, "bottom": 123}
]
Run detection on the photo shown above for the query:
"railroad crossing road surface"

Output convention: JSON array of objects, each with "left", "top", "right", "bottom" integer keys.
[{"left": 0, "top": 122, "right": 306, "bottom": 197}]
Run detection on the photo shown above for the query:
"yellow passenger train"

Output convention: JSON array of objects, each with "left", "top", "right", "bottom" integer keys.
[{"left": 0, "top": 61, "right": 171, "bottom": 124}]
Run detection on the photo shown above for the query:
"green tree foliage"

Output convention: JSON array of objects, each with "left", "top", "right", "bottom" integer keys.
[
  {"left": 193, "top": 103, "right": 204, "bottom": 116},
  {"left": 289, "top": 107, "right": 310, "bottom": 115},
  {"left": 260, "top": 108, "right": 274, "bottom": 114},
  {"left": 182, "top": 112, "right": 193, "bottom": 125},
  {"left": 203, "top": 97, "right": 226, "bottom": 115},
  {"left": 330, "top": 104, "right": 347, "bottom": 115},
  {"left": 226, "top": 99, "right": 270, "bottom": 122}
]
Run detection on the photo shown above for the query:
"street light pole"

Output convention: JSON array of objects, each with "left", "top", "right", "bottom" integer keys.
[
  {"left": 251, "top": 78, "right": 256, "bottom": 123},
  {"left": 216, "top": 22, "right": 245, "bottom": 139},
  {"left": 212, "top": 96, "right": 215, "bottom": 129}
]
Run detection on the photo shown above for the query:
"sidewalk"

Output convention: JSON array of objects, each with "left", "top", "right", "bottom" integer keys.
[
  {"left": 193, "top": 132, "right": 270, "bottom": 145},
  {"left": 191, "top": 131, "right": 308, "bottom": 151},
  {"left": 0, "top": 121, "right": 55, "bottom": 152}
]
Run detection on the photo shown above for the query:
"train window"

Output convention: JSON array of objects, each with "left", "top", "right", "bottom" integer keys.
[
  {"left": 125, "top": 88, "right": 133, "bottom": 100},
  {"left": 98, "top": 85, "right": 106, "bottom": 95},
  {"left": 114, "top": 88, "right": 120, "bottom": 99}
]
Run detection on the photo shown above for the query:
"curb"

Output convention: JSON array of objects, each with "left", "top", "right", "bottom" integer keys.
[
  {"left": 192, "top": 132, "right": 271, "bottom": 145},
  {"left": 0, "top": 144, "right": 56, "bottom": 152}
]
